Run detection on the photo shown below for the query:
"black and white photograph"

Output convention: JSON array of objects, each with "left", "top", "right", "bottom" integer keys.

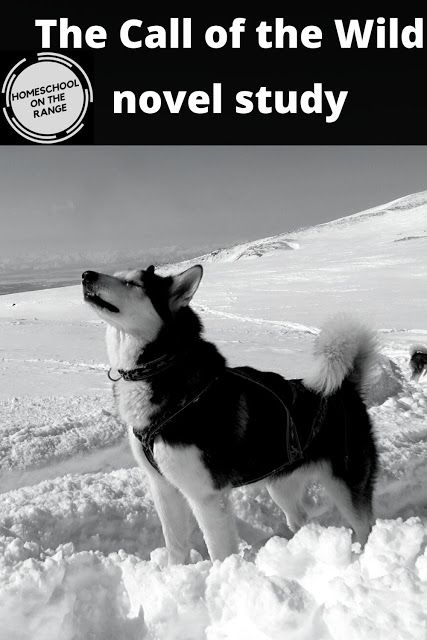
[
  {"left": 1, "top": 10, "right": 427, "bottom": 640},
  {"left": 0, "top": 145, "right": 426, "bottom": 639}
]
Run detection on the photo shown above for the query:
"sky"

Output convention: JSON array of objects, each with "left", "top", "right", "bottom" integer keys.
[{"left": 1, "top": 145, "right": 427, "bottom": 265}]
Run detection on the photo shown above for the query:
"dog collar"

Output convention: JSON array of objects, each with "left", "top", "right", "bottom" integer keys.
[{"left": 108, "top": 352, "right": 178, "bottom": 382}]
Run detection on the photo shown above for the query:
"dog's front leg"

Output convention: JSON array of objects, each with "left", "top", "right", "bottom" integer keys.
[
  {"left": 148, "top": 473, "right": 193, "bottom": 565},
  {"left": 153, "top": 441, "right": 239, "bottom": 562},
  {"left": 187, "top": 492, "right": 239, "bottom": 562}
]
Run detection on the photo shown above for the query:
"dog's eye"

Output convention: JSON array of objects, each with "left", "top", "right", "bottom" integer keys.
[{"left": 125, "top": 281, "right": 143, "bottom": 290}]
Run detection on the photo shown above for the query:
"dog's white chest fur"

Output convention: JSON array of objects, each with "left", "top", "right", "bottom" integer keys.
[
  {"left": 106, "top": 325, "right": 158, "bottom": 431},
  {"left": 116, "top": 380, "right": 153, "bottom": 431}
]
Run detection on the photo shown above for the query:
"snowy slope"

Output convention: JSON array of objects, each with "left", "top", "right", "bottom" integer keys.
[
  {"left": 179, "top": 189, "right": 427, "bottom": 265},
  {"left": 191, "top": 236, "right": 299, "bottom": 263},
  {"left": 0, "top": 192, "right": 426, "bottom": 639}
]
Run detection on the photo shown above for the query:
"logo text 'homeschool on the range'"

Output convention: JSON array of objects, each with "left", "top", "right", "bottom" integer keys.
[{"left": 2, "top": 52, "right": 92, "bottom": 144}]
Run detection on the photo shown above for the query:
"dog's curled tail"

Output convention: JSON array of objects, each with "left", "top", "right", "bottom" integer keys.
[
  {"left": 304, "top": 315, "right": 378, "bottom": 397},
  {"left": 410, "top": 344, "right": 427, "bottom": 357}
]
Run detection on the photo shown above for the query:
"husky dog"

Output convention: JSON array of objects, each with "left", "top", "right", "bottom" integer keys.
[
  {"left": 82, "top": 265, "right": 378, "bottom": 564},
  {"left": 410, "top": 346, "right": 427, "bottom": 381}
]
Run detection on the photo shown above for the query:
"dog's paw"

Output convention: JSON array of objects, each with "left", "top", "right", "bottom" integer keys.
[{"left": 286, "top": 507, "right": 308, "bottom": 534}]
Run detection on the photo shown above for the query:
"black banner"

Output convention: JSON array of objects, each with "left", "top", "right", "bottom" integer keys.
[{"left": 1, "top": 13, "right": 426, "bottom": 144}]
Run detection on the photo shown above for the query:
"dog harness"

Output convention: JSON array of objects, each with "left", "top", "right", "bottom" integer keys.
[{"left": 118, "top": 363, "right": 329, "bottom": 488}]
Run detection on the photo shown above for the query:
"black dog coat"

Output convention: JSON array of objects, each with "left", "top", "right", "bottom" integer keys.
[{"left": 133, "top": 366, "right": 349, "bottom": 489}]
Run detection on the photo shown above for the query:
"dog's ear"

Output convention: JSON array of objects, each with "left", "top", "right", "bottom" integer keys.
[
  {"left": 146, "top": 265, "right": 155, "bottom": 276},
  {"left": 169, "top": 265, "right": 203, "bottom": 311}
]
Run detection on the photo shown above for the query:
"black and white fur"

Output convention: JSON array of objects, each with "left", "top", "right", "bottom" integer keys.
[
  {"left": 410, "top": 345, "right": 427, "bottom": 381},
  {"left": 82, "top": 265, "right": 378, "bottom": 564}
]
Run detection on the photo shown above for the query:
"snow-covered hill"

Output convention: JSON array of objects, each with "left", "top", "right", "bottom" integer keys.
[
  {"left": 178, "top": 189, "right": 427, "bottom": 266},
  {"left": 0, "top": 192, "right": 426, "bottom": 640},
  {"left": 191, "top": 236, "right": 299, "bottom": 263}
]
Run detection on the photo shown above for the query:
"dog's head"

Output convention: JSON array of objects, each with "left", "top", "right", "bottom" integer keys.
[{"left": 82, "top": 265, "right": 203, "bottom": 339}]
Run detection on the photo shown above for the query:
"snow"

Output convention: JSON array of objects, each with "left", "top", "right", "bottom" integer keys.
[
  {"left": 188, "top": 236, "right": 300, "bottom": 264},
  {"left": 0, "top": 191, "right": 426, "bottom": 639}
]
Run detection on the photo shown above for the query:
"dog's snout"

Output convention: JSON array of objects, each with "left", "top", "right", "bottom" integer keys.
[{"left": 82, "top": 271, "right": 98, "bottom": 284}]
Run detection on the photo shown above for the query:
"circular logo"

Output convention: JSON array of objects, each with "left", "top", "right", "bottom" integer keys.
[{"left": 2, "top": 52, "right": 93, "bottom": 144}]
